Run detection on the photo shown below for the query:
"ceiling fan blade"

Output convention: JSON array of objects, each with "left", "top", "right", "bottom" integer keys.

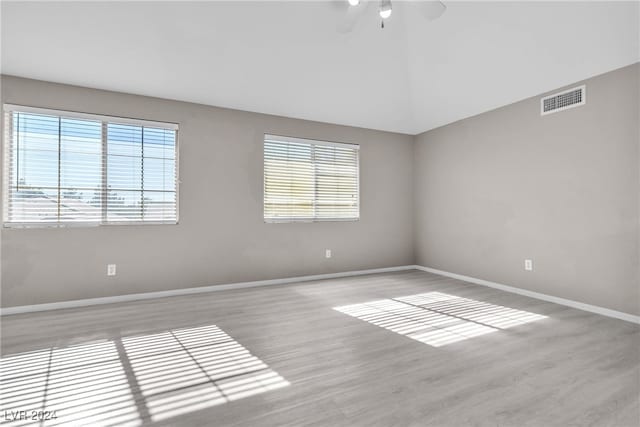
[
  {"left": 336, "top": 1, "right": 371, "bottom": 34},
  {"left": 421, "top": 1, "right": 446, "bottom": 21}
]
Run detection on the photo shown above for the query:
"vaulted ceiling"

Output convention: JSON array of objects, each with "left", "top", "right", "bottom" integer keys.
[{"left": 2, "top": 1, "right": 638, "bottom": 134}]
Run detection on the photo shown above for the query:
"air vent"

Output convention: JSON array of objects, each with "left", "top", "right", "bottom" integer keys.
[{"left": 541, "top": 85, "right": 586, "bottom": 116}]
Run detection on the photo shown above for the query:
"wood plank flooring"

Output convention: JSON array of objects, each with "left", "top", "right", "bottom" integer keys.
[{"left": 1, "top": 270, "right": 638, "bottom": 426}]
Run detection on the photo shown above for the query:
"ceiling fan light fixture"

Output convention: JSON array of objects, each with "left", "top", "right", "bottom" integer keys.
[
  {"left": 348, "top": 0, "right": 360, "bottom": 6},
  {"left": 379, "top": 0, "right": 392, "bottom": 19}
]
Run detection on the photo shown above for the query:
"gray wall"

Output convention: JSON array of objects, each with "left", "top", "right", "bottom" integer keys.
[
  {"left": 2, "top": 64, "right": 639, "bottom": 316},
  {"left": 0, "top": 75, "right": 415, "bottom": 307},
  {"left": 414, "top": 63, "right": 640, "bottom": 316}
]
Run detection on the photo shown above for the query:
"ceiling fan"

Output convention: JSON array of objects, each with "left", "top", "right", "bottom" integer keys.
[{"left": 337, "top": 0, "right": 447, "bottom": 32}]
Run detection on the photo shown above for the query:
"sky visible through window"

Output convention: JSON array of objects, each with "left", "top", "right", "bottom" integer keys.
[{"left": 7, "top": 111, "right": 177, "bottom": 224}]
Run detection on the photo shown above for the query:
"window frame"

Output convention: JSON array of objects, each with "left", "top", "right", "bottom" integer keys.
[
  {"left": 263, "top": 134, "right": 360, "bottom": 223},
  {"left": 2, "top": 104, "right": 180, "bottom": 228}
]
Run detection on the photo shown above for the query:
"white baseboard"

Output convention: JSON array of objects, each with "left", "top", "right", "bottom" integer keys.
[
  {"left": 3, "top": 264, "right": 638, "bottom": 324},
  {"left": 413, "top": 265, "right": 640, "bottom": 324},
  {"left": 0, "top": 265, "right": 415, "bottom": 316}
]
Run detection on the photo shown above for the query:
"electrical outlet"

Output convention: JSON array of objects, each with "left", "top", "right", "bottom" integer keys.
[
  {"left": 524, "top": 259, "right": 533, "bottom": 271},
  {"left": 107, "top": 264, "right": 117, "bottom": 276},
  {"left": 325, "top": 249, "right": 332, "bottom": 259}
]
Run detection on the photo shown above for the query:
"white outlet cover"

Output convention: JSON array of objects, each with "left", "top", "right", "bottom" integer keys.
[
  {"left": 524, "top": 259, "right": 533, "bottom": 271},
  {"left": 107, "top": 264, "right": 117, "bottom": 276},
  {"left": 325, "top": 249, "right": 332, "bottom": 258}
]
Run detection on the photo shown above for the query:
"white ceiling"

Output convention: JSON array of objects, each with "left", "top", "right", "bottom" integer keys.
[{"left": 1, "top": 1, "right": 638, "bottom": 135}]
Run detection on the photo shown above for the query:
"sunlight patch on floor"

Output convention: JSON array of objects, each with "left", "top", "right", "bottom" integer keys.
[
  {"left": 0, "top": 325, "right": 288, "bottom": 426},
  {"left": 1, "top": 340, "right": 139, "bottom": 427},
  {"left": 123, "top": 325, "right": 289, "bottom": 422},
  {"left": 334, "top": 292, "right": 547, "bottom": 347}
]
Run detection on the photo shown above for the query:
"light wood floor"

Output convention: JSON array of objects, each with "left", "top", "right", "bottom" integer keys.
[{"left": 1, "top": 270, "right": 639, "bottom": 426}]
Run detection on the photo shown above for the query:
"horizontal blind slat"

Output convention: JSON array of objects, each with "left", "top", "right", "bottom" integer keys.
[
  {"left": 264, "top": 136, "right": 359, "bottom": 222},
  {"left": 4, "top": 110, "right": 178, "bottom": 226}
]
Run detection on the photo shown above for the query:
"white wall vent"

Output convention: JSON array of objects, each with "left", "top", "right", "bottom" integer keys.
[{"left": 541, "top": 85, "right": 586, "bottom": 116}]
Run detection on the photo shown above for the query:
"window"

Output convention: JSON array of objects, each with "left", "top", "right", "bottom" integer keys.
[
  {"left": 264, "top": 134, "right": 359, "bottom": 222},
  {"left": 3, "top": 105, "right": 178, "bottom": 226}
]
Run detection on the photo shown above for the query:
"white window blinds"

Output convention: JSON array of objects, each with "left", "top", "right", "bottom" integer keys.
[
  {"left": 3, "top": 105, "right": 178, "bottom": 226},
  {"left": 264, "top": 134, "right": 359, "bottom": 222}
]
